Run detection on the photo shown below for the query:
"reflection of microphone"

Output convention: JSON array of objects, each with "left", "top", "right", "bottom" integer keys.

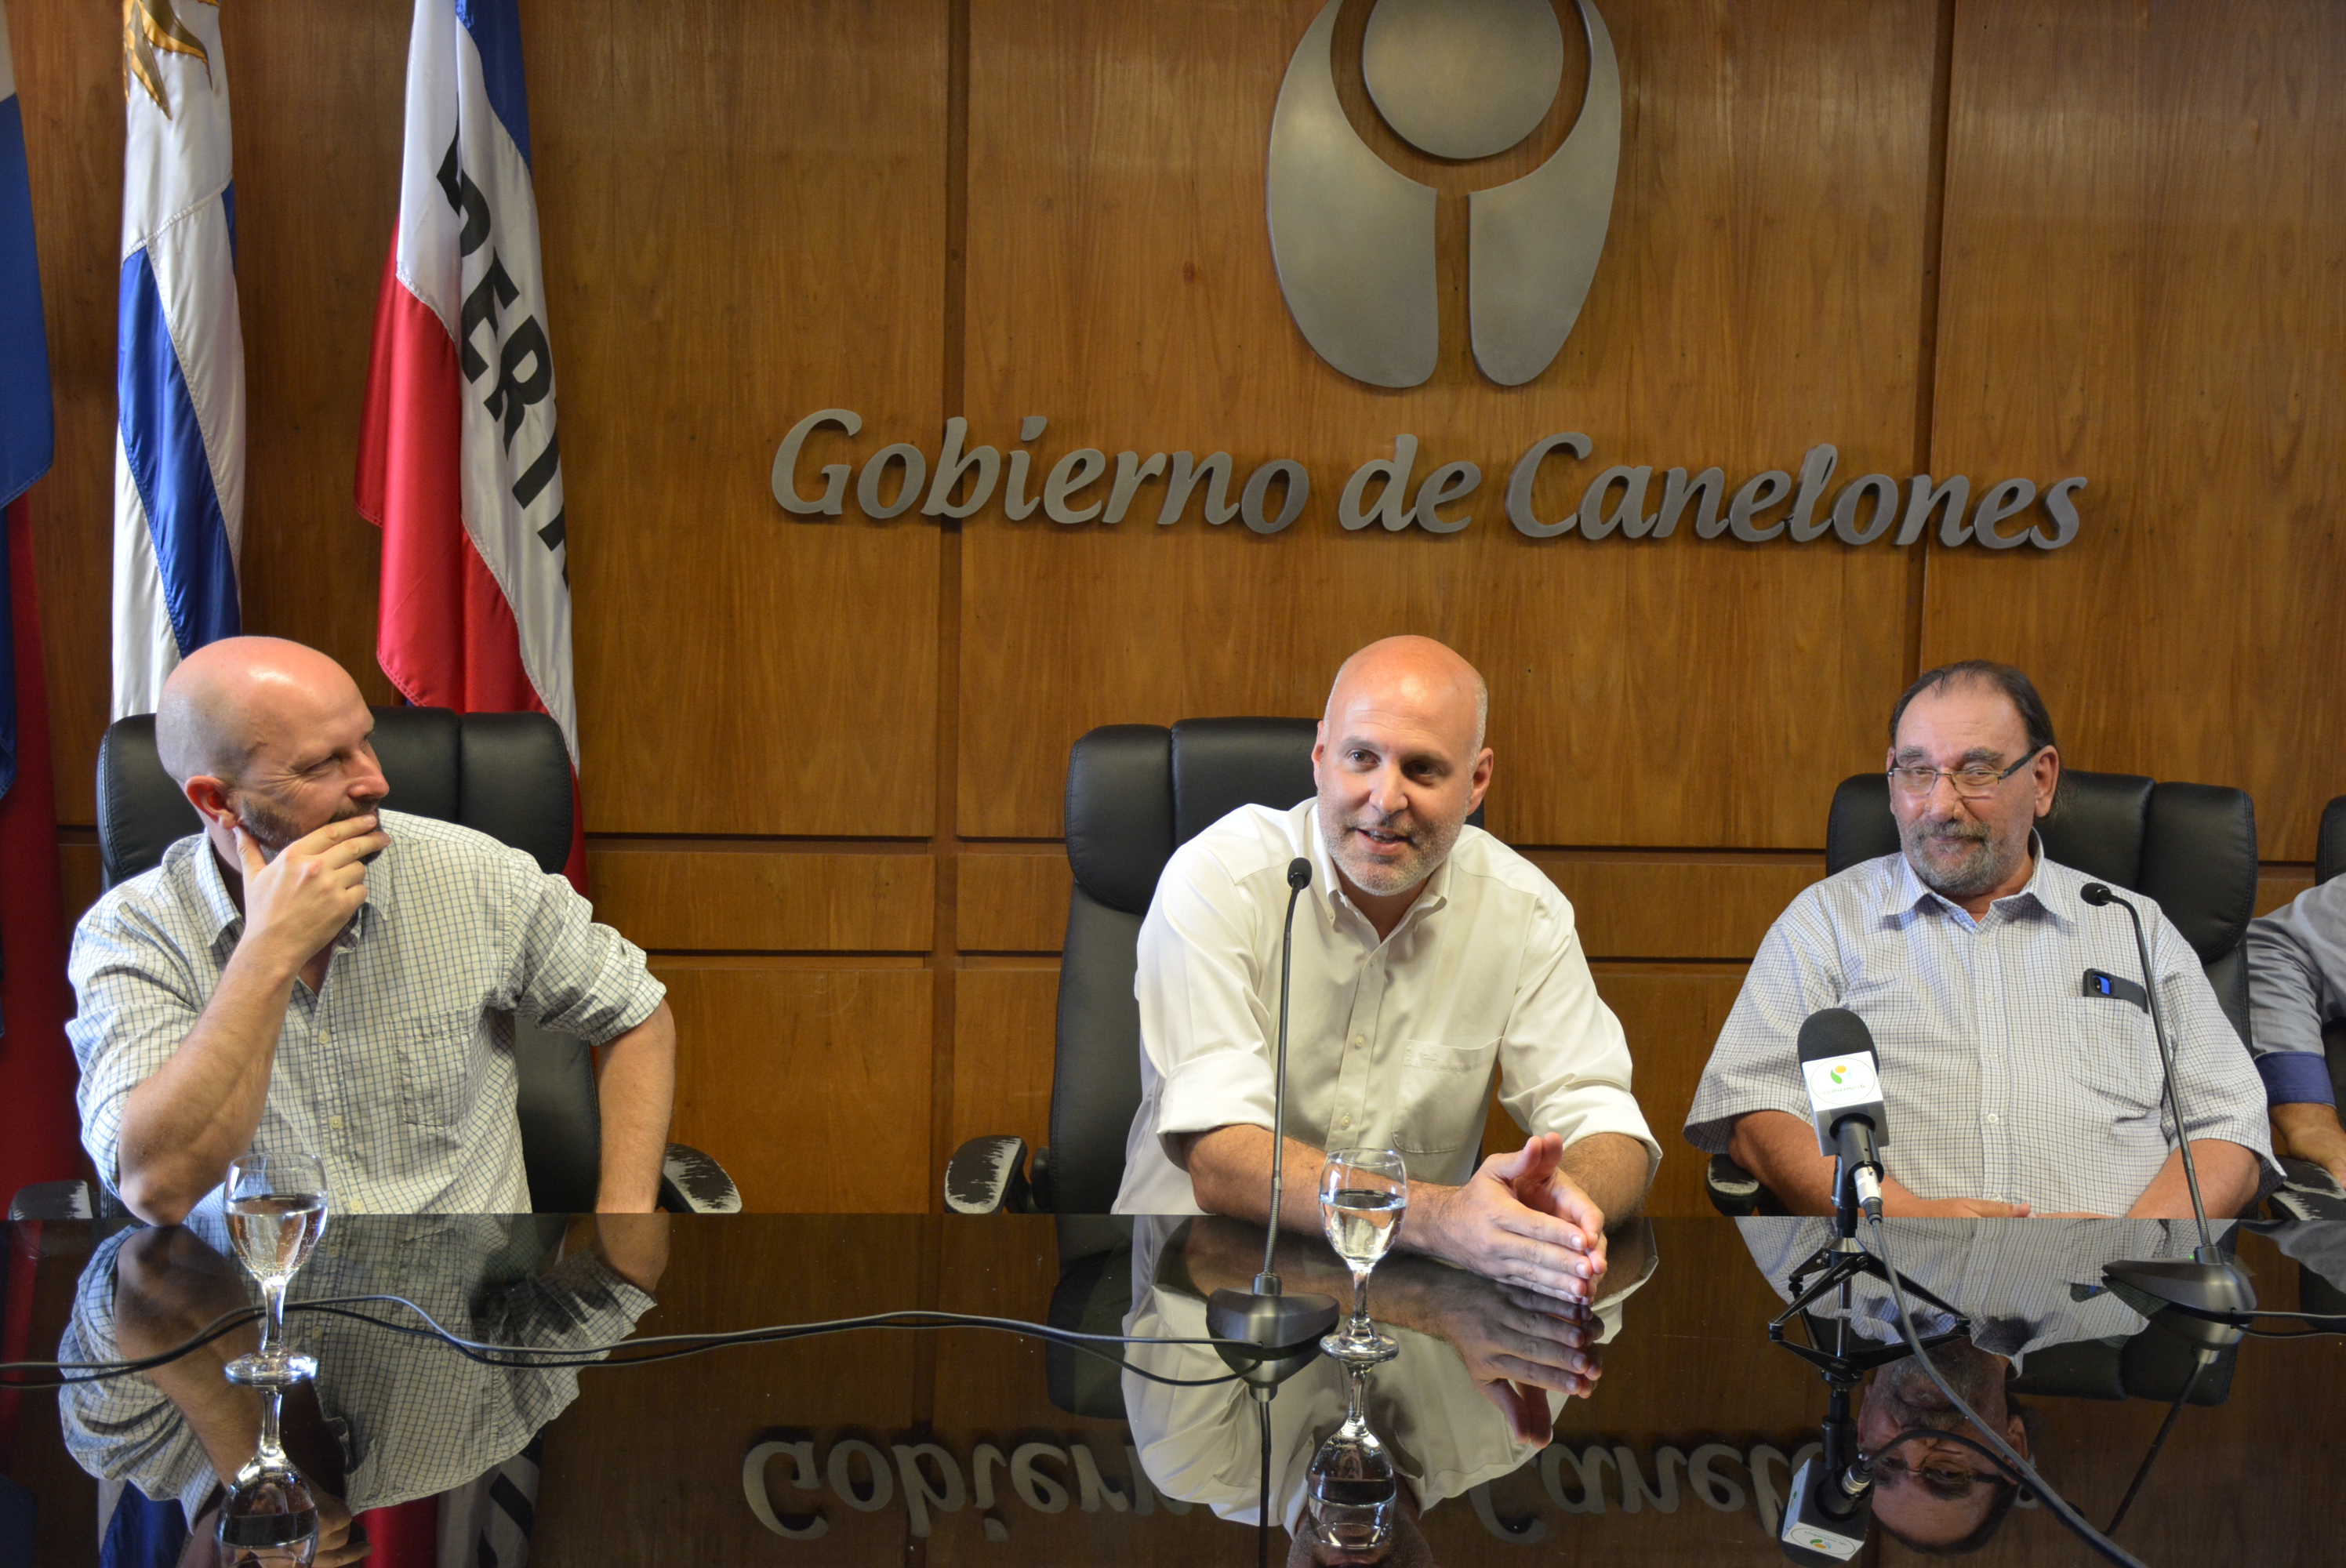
[
  {"left": 1778, "top": 1444, "right": 1871, "bottom": 1565},
  {"left": 1797, "top": 1009, "right": 1889, "bottom": 1223},
  {"left": 1207, "top": 856, "right": 1340, "bottom": 1384},
  {"left": 2077, "top": 883, "right": 2259, "bottom": 1332}
]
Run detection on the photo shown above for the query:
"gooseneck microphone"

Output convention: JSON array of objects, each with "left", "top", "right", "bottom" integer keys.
[
  {"left": 1796, "top": 1009, "right": 1890, "bottom": 1223},
  {"left": 1207, "top": 855, "right": 1339, "bottom": 1385},
  {"left": 2078, "top": 882, "right": 2257, "bottom": 1338},
  {"left": 2078, "top": 882, "right": 2212, "bottom": 1252}
]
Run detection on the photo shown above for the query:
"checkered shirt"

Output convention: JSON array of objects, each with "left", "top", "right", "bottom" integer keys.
[
  {"left": 1738, "top": 1217, "right": 2212, "bottom": 1369},
  {"left": 58, "top": 1213, "right": 655, "bottom": 1520},
  {"left": 67, "top": 810, "right": 666, "bottom": 1217},
  {"left": 1686, "top": 845, "right": 2276, "bottom": 1216}
]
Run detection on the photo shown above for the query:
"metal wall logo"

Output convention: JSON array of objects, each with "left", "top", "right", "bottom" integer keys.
[{"left": 1268, "top": 0, "right": 1620, "bottom": 388}]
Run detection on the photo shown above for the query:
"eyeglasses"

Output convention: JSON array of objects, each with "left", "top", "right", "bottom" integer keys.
[
  {"left": 1869, "top": 1447, "right": 2003, "bottom": 1500},
  {"left": 1887, "top": 746, "right": 2044, "bottom": 800}
]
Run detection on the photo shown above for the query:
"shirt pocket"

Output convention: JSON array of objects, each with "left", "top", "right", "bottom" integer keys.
[
  {"left": 2064, "top": 996, "right": 2165, "bottom": 1127},
  {"left": 1391, "top": 1036, "right": 1500, "bottom": 1156},
  {"left": 398, "top": 1011, "right": 485, "bottom": 1129}
]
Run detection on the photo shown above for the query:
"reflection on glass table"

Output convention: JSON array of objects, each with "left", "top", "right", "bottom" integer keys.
[
  {"left": 55, "top": 1212, "right": 664, "bottom": 1562},
  {"left": 1123, "top": 1212, "right": 1656, "bottom": 1563}
]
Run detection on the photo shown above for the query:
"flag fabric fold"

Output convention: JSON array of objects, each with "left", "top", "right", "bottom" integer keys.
[
  {"left": 111, "top": 0, "right": 244, "bottom": 719},
  {"left": 359, "top": 0, "right": 583, "bottom": 890},
  {"left": 0, "top": 0, "right": 82, "bottom": 1210}
]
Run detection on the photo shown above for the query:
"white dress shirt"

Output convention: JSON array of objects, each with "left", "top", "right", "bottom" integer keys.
[
  {"left": 67, "top": 811, "right": 666, "bottom": 1217},
  {"left": 1112, "top": 800, "right": 1659, "bottom": 1214},
  {"left": 1687, "top": 844, "right": 2276, "bottom": 1215}
]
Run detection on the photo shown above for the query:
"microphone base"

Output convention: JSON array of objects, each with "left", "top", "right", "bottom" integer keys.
[
  {"left": 1207, "top": 1287, "right": 1342, "bottom": 1391},
  {"left": 2102, "top": 1257, "right": 2257, "bottom": 1351}
]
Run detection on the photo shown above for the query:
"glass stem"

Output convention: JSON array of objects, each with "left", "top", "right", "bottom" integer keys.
[
  {"left": 1350, "top": 1263, "right": 1373, "bottom": 1334},
  {"left": 1344, "top": 1359, "right": 1370, "bottom": 1429},
  {"left": 256, "top": 1385, "right": 287, "bottom": 1465},
  {"left": 260, "top": 1275, "right": 288, "bottom": 1358}
]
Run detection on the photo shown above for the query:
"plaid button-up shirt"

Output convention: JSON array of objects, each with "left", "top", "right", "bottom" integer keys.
[
  {"left": 1687, "top": 844, "right": 2276, "bottom": 1216},
  {"left": 67, "top": 810, "right": 666, "bottom": 1217}
]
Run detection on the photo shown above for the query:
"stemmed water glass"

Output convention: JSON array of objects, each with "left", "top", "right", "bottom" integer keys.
[
  {"left": 1318, "top": 1146, "right": 1407, "bottom": 1362},
  {"left": 223, "top": 1152, "right": 330, "bottom": 1388},
  {"left": 1306, "top": 1358, "right": 1399, "bottom": 1552},
  {"left": 217, "top": 1381, "right": 321, "bottom": 1566}
]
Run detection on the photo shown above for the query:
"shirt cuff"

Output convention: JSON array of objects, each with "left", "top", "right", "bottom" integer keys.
[
  {"left": 2257, "top": 1051, "right": 2337, "bottom": 1107},
  {"left": 1152, "top": 1050, "right": 1277, "bottom": 1144}
]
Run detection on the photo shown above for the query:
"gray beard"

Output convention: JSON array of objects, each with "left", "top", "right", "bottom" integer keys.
[{"left": 1901, "top": 819, "right": 2021, "bottom": 902}]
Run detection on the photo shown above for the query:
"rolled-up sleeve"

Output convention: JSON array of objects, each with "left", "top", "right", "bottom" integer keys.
[
  {"left": 1498, "top": 895, "right": 1659, "bottom": 1176},
  {"left": 2245, "top": 880, "right": 2346, "bottom": 1107},
  {"left": 57, "top": 1232, "right": 221, "bottom": 1524},
  {"left": 1684, "top": 892, "right": 1846, "bottom": 1153},
  {"left": 1138, "top": 848, "right": 1277, "bottom": 1152},
  {"left": 498, "top": 851, "right": 666, "bottom": 1047},
  {"left": 65, "top": 906, "right": 209, "bottom": 1190}
]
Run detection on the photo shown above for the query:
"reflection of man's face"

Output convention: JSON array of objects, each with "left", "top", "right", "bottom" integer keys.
[{"left": 1855, "top": 1341, "right": 2027, "bottom": 1552}]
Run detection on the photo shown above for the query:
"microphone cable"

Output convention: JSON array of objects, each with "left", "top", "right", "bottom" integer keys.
[
  {"left": 1, "top": 1295, "right": 1253, "bottom": 1392},
  {"left": 1865, "top": 1214, "right": 2152, "bottom": 1568}
]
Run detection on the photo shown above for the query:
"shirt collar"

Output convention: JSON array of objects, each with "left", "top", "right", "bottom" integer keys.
[
  {"left": 1892, "top": 829, "right": 2072, "bottom": 927},
  {"left": 1300, "top": 800, "right": 1454, "bottom": 932}
]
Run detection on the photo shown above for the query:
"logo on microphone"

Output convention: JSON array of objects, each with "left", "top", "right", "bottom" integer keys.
[
  {"left": 1803, "top": 1054, "right": 1879, "bottom": 1111},
  {"left": 1266, "top": 0, "right": 1621, "bottom": 388}
]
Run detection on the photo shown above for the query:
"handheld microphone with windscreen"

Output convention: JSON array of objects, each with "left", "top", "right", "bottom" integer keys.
[{"left": 1797, "top": 1008, "right": 1890, "bottom": 1223}]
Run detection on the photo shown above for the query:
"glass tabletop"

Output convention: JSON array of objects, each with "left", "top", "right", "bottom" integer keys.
[{"left": 5, "top": 1213, "right": 2340, "bottom": 1565}]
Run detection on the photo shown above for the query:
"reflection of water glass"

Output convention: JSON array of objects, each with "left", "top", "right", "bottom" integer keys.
[
  {"left": 1306, "top": 1362, "right": 1397, "bottom": 1552},
  {"left": 223, "top": 1152, "right": 329, "bottom": 1388},
  {"left": 219, "top": 1385, "right": 320, "bottom": 1566},
  {"left": 1319, "top": 1146, "right": 1406, "bottom": 1360}
]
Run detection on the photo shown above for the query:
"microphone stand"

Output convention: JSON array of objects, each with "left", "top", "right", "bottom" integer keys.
[
  {"left": 2079, "top": 884, "right": 2258, "bottom": 1332},
  {"left": 1208, "top": 858, "right": 1339, "bottom": 1388}
]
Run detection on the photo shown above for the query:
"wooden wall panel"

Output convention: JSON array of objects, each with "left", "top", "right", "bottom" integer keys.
[
  {"left": 539, "top": 0, "right": 948, "bottom": 837},
  {"left": 1525, "top": 853, "right": 1820, "bottom": 961},
  {"left": 950, "top": 964, "right": 1061, "bottom": 1163},
  {"left": 955, "top": 0, "right": 1937, "bottom": 844},
  {"left": 1926, "top": 0, "right": 2346, "bottom": 862},
  {"left": 957, "top": 850, "right": 1071, "bottom": 953},
  {"left": 589, "top": 847, "right": 934, "bottom": 952},
  {"left": 1592, "top": 964, "right": 1749, "bottom": 1219},
  {"left": 658, "top": 961, "right": 934, "bottom": 1211}
]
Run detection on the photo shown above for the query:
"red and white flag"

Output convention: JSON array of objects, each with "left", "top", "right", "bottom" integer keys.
[{"left": 358, "top": 0, "right": 583, "bottom": 889}]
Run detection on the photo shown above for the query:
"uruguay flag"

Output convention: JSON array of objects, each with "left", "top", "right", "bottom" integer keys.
[
  {"left": 0, "top": 0, "right": 52, "bottom": 524},
  {"left": 358, "top": 0, "right": 584, "bottom": 889},
  {"left": 112, "top": 0, "right": 245, "bottom": 719}
]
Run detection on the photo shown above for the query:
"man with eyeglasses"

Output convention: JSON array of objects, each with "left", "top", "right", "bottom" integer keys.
[{"left": 1686, "top": 661, "right": 2274, "bottom": 1218}]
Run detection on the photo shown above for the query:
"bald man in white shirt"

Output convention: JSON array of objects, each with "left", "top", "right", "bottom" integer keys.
[{"left": 1111, "top": 636, "right": 1658, "bottom": 1300}]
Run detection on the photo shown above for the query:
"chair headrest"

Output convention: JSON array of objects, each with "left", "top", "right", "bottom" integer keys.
[
  {"left": 1170, "top": 717, "right": 1319, "bottom": 847},
  {"left": 1064, "top": 726, "right": 1175, "bottom": 914},
  {"left": 1823, "top": 768, "right": 2257, "bottom": 963},
  {"left": 96, "top": 706, "right": 573, "bottom": 889}
]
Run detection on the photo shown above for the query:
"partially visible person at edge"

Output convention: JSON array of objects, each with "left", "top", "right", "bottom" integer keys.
[{"left": 67, "top": 637, "right": 675, "bottom": 1222}]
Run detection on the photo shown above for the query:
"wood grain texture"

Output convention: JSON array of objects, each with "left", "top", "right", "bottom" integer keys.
[
  {"left": 949, "top": 964, "right": 1059, "bottom": 1161},
  {"left": 2257, "top": 869, "right": 2315, "bottom": 920},
  {"left": 1524, "top": 852, "right": 1821, "bottom": 960},
  {"left": 1592, "top": 963, "right": 1747, "bottom": 1219},
  {"left": 539, "top": 0, "right": 948, "bottom": 837},
  {"left": 954, "top": 0, "right": 1938, "bottom": 842},
  {"left": 657, "top": 961, "right": 934, "bottom": 1210},
  {"left": 588, "top": 847, "right": 935, "bottom": 951},
  {"left": 956, "top": 850, "right": 1070, "bottom": 952},
  {"left": 57, "top": 841, "right": 102, "bottom": 930},
  {"left": 1925, "top": 0, "right": 2346, "bottom": 862}
]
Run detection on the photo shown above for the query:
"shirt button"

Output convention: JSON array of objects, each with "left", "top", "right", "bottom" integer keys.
[
  {"left": 1339, "top": 1114, "right": 1353, "bottom": 1128},
  {"left": 1985, "top": 1113, "right": 2001, "bottom": 1124},
  {"left": 330, "top": 1116, "right": 344, "bottom": 1130},
  {"left": 1350, "top": 1036, "right": 1364, "bottom": 1050}
]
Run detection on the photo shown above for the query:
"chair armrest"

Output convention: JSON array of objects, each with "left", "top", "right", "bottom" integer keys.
[
  {"left": 656, "top": 1144, "right": 742, "bottom": 1214},
  {"left": 945, "top": 1134, "right": 1043, "bottom": 1215},
  {"left": 9, "top": 1180, "right": 96, "bottom": 1222},
  {"left": 1705, "top": 1152, "right": 1767, "bottom": 1218}
]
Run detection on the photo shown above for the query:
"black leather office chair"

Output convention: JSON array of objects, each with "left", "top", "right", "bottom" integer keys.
[
  {"left": 944, "top": 717, "right": 1484, "bottom": 1215},
  {"left": 1706, "top": 769, "right": 2260, "bottom": 1216},
  {"left": 11, "top": 706, "right": 736, "bottom": 1220}
]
